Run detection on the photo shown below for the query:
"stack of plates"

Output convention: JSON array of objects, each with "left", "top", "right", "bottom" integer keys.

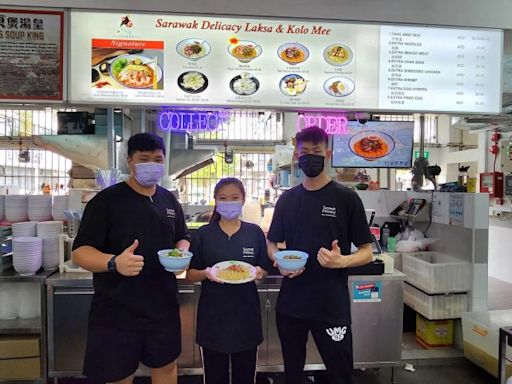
[
  {"left": 0, "top": 195, "right": 5, "bottom": 221},
  {"left": 12, "top": 221, "right": 38, "bottom": 238},
  {"left": 37, "top": 221, "right": 63, "bottom": 271},
  {"left": 0, "top": 283, "right": 18, "bottom": 320},
  {"left": 28, "top": 195, "right": 53, "bottom": 221},
  {"left": 18, "top": 283, "right": 40, "bottom": 319},
  {"left": 5, "top": 195, "right": 28, "bottom": 223},
  {"left": 12, "top": 237, "right": 42, "bottom": 276},
  {"left": 52, "top": 196, "right": 69, "bottom": 221}
]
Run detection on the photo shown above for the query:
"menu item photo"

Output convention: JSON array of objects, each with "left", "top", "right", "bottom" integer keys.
[
  {"left": 280, "top": 74, "right": 308, "bottom": 97},
  {"left": 349, "top": 131, "right": 395, "bottom": 160},
  {"left": 178, "top": 71, "right": 209, "bottom": 93},
  {"left": 176, "top": 38, "right": 211, "bottom": 61},
  {"left": 90, "top": 40, "right": 164, "bottom": 92},
  {"left": 323, "top": 43, "right": 353, "bottom": 66},
  {"left": 332, "top": 121, "right": 414, "bottom": 168},
  {"left": 228, "top": 40, "right": 262, "bottom": 63},
  {"left": 277, "top": 42, "right": 309, "bottom": 65},
  {"left": 323, "top": 76, "right": 355, "bottom": 97},
  {"left": 230, "top": 72, "right": 260, "bottom": 96}
]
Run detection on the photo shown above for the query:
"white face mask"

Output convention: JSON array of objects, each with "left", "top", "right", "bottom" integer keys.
[{"left": 133, "top": 162, "right": 164, "bottom": 187}]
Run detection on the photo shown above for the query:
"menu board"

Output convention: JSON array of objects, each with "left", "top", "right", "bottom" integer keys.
[
  {"left": 0, "top": 9, "right": 64, "bottom": 101},
  {"left": 69, "top": 11, "right": 503, "bottom": 113}
]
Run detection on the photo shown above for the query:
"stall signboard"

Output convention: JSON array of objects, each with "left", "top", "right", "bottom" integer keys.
[
  {"left": 0, "top": 9, "right": 64, "bottom": 101},
  {"left": 69, "top": 11, "right": 503, "bottom": 114}
]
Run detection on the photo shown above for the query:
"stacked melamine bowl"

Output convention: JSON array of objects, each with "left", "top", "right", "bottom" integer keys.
[
  {"left": 28, "top": 195, "right": 53, "bottom": 221},
  {"left": 5, "top": 195, "right": 28, "bottom": 223},
  {"left": 12, "top": 237, "right": 43, "bottom": 276},
  {"left": 52, "top": 196, "right": 69, "bottom": 221},
  {"left": 37, "top": 221, "right": 63, "bottom": 271},
  {"left": 12, "top": 221, "right": 38, "bottom": 238}
]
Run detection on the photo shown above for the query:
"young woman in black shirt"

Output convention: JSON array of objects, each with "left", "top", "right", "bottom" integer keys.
[{"left": 187, "top": 178, "right": 269, "bottom": 384}]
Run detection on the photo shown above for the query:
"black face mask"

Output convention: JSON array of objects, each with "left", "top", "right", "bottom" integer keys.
[{"left": 299, "top": 154, "right": 325, "bottom": 178}]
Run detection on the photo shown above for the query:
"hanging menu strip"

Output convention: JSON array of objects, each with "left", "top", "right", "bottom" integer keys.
[{"left": 379, "top": 25, "right": 502, "bottom": 113}]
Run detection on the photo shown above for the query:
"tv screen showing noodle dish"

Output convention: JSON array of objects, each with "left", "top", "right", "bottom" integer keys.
[{"left": 331, "top": 121, "right": 414, "bottom": 168}]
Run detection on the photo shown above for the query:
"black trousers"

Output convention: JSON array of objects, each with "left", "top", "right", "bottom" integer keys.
[
  {"left": 276, "top": 312, "right": 353, "bottom": 384},
  {"left": 201, "top": 347, "right": 258, "bottom": 384}
]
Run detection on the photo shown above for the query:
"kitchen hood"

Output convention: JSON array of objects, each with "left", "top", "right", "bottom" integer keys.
[{"left": 32, "top": 134, "right": 216, "bottom": 177}]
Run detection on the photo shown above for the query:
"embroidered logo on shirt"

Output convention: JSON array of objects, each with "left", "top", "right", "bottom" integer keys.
[
  {"left": 326, "top": 326, "right": 347, "bottom": 342},
  {"left": 166, "top": 208, "right": 176, "bottom": 218},
  {"left": 321, "top": 205, "right": 337, "bottom": 218},
  {"left": 242, "top": 247, "right": 255, "bottom": 257}
]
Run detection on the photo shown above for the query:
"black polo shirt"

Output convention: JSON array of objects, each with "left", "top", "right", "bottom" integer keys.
[
  {"left": 267, "top": 181, "right": 372, "bottom": 324},
  {"left": 72, "top": 182, "right": 190, "bottom": 330},
  {"left": 189, "top": 221, "right": 270, "bottom": 353}
]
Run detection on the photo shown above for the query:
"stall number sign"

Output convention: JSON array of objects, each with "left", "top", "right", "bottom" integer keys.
[{"left": 352, "top": 281, "right": 382, "bottom": 303}]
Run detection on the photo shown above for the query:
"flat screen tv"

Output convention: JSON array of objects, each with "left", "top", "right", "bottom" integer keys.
[{"left": 331, "top": 121, "right": 414, "bottom": 168}]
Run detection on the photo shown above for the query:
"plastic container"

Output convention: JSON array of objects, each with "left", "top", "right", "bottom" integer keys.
[
  {"left": 462, "top": 310, "right": 512, "bottom": 378},
  {"left": 402, "top": 252, "right": 471, "bottom": 294},
  {"left": 404, "top": 282, "right": 468, "bottom": 320},
  {"left": 416, "top": 312, "right": 453, "bottom": 348}
]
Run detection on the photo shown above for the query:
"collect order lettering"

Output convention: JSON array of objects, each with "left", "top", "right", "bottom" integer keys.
[{"left": 155, "top": 19, "right": 331, "bottom": 35}]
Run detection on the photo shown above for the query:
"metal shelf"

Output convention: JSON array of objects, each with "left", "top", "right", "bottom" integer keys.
[
  {"left": 0, "top": 269, "right": 55, "bottom": 283},
  {"left": 0, "top": 317, "right": 41, "bottom": 335},
  {"left": 0, "top": 379, "right": 43, "bottom": 384}
]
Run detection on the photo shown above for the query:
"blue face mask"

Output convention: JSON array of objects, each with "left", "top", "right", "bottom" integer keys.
[
  {"left": 134, "top": 162, "right": 164, "bottom": 187},
  {"left": 216, "top": 201, "right": 243, "bottom": 220}
]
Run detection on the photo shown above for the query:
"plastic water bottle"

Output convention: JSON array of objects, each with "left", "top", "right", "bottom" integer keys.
[{"left": 382, "top": 224, "right": 390, "bottom": 249}]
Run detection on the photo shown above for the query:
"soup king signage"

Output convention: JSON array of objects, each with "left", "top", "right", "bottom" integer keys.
[{"left": 296, "top": 113, "right": 349, "bottom": 135}]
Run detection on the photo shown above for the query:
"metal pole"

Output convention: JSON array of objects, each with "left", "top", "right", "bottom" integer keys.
[
  {"left": 140, "top": 109, "right": 146, "bottom": 133},
  {"left": 161, "top": 131, "right": 172, "bottom": 189},
  {"left": 107, "top": 108, "right": 115, "bottom": 168},
  {"left": 419, "top": 115, "right": 425, "bottom": 158}
]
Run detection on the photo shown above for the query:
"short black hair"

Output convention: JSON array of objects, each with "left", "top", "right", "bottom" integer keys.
[
  {"left": 295, "top": 126, "right": 328, "bottom": 147},
  {"left": 127, "top": 133, "right": 165, "bottom": 157}
]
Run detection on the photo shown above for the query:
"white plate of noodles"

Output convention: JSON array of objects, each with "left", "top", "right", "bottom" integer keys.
[{"left": 211, "top": 261, "right": 256, "bottom": 284}]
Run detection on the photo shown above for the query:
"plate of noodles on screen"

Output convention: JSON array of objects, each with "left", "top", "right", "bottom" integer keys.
[{"left": 211, "top": 261, "right": 257, "bottom": 284}]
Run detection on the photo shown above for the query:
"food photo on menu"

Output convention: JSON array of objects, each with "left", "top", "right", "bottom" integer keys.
[
  {"left": 331, "top": 121, "right": 414, "bottom": 168},
  {"left": 91, "top": 40, "right": 164, "bottom": 91}
]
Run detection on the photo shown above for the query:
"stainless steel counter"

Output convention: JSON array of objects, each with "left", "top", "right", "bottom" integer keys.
[{"left": 46, "top": 271, "right": 405, "bottom": 378}]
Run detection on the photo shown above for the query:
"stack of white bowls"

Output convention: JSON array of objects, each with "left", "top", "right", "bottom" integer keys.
[
  {"left": 28, "top": 195, "right": 53, "bottom": 221},
  {"left": 52, "top": 196, "right": 69, "bottom": 221},
  {"left": 18, "top": 283, "right": 40, "bottom": 319},
  {"left": 12, "top": 221, "right": 38, "bottom": 238},
  {"left": 0, "top": 283, "right": 18, "bottom": 320},
  {"left": 37, "top": 221, "right": 63, "bottom": 271},
  {"left": 0, "top": 195, "right": 5, "bottom": 221},
  {"left": 5, "top": 195, "right": 28, "bottom": 223},
  {"left": 12, "top": 237, "right": 42, "bottom": 276}
]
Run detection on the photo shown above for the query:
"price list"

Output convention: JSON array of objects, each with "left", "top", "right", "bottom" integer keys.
[{"left": 379, "top": 26, "right": 502, "bottom": 113}]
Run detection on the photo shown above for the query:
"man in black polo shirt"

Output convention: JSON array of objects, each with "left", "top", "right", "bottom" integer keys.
[
  {"left": 267, "top": 126, "right": 373, "bottom": 384},
  {"left": 72, "top": 133, "right": 190, "bottom": 384}
]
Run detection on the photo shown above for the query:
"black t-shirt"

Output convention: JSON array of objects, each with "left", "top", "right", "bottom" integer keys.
[
  {"left": 267, "top": 181, "right": 372, "bottom": 324},
  {"left": 72, "top": 182, "right": 190, "bottom": 330},
  {"left": 189, "top": 221, "right": 270, "bottom": 353}
]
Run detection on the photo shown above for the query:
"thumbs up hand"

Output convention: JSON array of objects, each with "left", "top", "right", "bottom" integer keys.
[
  {"left": 115, "top": 240, "right": 145, "bottom": 277},
  {"left": 317, "top": 240, "right": 347, "bottom": 269}
]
